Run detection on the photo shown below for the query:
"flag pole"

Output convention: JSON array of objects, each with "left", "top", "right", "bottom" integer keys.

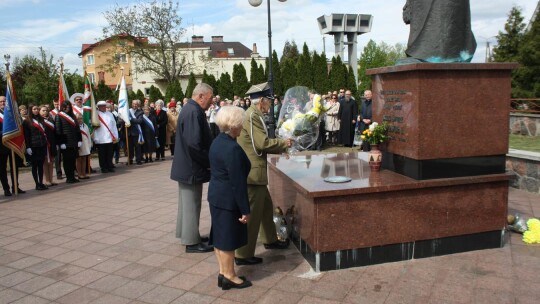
[
  {"left": 4, "top": 54, "right": 18, "bottom": 196},
  {"left": 118, "top": 66, "right": 131, "bottom": 165}
]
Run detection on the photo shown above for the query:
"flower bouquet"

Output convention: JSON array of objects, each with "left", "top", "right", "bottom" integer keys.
[
  {"left": 276, "top": 86, "right": 328, "bottom": 152},
  {"left": 360, "top": 122, "right": 388, "bottom": 145}
]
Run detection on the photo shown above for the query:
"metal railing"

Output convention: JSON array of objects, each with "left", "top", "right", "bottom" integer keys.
[{"left": 510, "top": 98, "right": 540, "bottom": 114}]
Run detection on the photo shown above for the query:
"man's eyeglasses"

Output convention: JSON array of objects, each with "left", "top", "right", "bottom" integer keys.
[{"left": 339, "top": 91, "right": 344, "bottom": 93}]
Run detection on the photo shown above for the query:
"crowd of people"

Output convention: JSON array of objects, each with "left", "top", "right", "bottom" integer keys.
[
  {"left": 1, "top": 83, "right": 373, "bottom": 291},
  {"left": 0, "top": 93, "right": 187, "bottom": 197}
]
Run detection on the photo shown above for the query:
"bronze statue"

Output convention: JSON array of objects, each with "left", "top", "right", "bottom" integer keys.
[{"left": 402, "top": 0, "right": 477, "bottom": 63}]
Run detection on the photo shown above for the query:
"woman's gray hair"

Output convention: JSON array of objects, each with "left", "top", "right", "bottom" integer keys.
[
  {"left": 155, "top": 99, "right": 165, "bottom": 107},
  {"left": 215, "top": 106, "right": 245, "bottom": 134}
]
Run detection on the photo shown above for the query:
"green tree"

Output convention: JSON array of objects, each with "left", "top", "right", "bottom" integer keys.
[
  {"left": 257, "top": 64, "right": 266, "bottom": 84},
  {"left": 148, "top": 85, "right": 164, "bottom": 102},
  {"left": 329, "top": 56, "right": 347, "bottom": 91},
  {"left": 271, "top": 50, "right": 283, "bottom": 96},
  {"left": 346, "top": 66, "right": 359, "bottom": 100},
  {"left": 102, "top": 0, "right": 190, "bottom": 83},
  {"left": 64, "top": 71, "right": 84, "bottom": 96},
  {"left": 357, "top": 40, "right": 406, "bottom": 92},
  {"left": 202, "top": 69, "right": 218, "bottom": 94},
  {"left": 218, "top": 72, "right": 233, "bottom": 99},
  {"left": 95, "top": 80, "right": 114, "bottom": 101},
  {"left": 296, "top": 43, "right": 313, "bottom": 88},
  {"left": 185, "top": 72, "right": 197, "bottom": 98},
  {"left": 492, "top": 6, "right": 525, "bottom": 62},
  {"left": 312, "top": 51, "right": 330, "bottom": 94},
  {"left": 232, "top": 63, "right": 250, "bottom": 97},
  {"left": 135, "top": 89, "right": 145, "bottom": 101},
  {"left": 280, "top": 40, "right": 300, "bottom": 63},
  {"left": 514, "top": 11, "right": 540, "bottom": 97},
  {"left": 281, "top": 58, "right": 297, "bottom": 91},
  {"left": 165, "top": 79, "right": 184, "bottom": 101}
]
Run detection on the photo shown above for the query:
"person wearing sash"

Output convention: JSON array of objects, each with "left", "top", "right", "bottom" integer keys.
[
  {"left": 106, "top": 102, "right": 120, "bottom": 164},
  {"left": 55, "top": 101, "right": 82, "bottom": 184},
  {"left": 94, "top": 101, "right": 118, "bottom": 173},
  {"left": 49, "top": 98, "right": 63, "bottom": 180},
  {"left": 70, "top": 93, "right": 85, "bottom": 118},
  {"left": 141, "top": 105, "right": 157, "bottom": 163},
  {"left": 154, "top": 100, "right": 168, "bottom": 161},
  {"left": 76, "top": 114, "right": 92, "bottom": 179},
  {"left": 166, "top": 101, "right": 179, "bottom": 158},
  {"left": 127, "top": 99, "right": 144, "bottom": 165},
  {"left": 23, "top": 104, "right": 49, "bottom": 190},
  {"left": 40, "top": 105, "right": 57, "bottom": 187}
]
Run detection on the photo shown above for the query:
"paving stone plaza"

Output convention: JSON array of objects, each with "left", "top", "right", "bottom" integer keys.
[{"left": 0, "top": 158, "right": 539, "bottom": 304}]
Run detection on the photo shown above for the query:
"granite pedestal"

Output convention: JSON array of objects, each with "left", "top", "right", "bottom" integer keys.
[
  {"left": 267, "top": 63, "right": 515, "bottom": 271},
  {"left": 268, "top": 153, "right": 511, "bottom": 271}
]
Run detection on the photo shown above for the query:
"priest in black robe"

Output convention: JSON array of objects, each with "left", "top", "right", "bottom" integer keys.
[{"left": 337, "top": 91, "right": 358, "bottom": 147}]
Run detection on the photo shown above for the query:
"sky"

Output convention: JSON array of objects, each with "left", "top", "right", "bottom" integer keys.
[{"left": 0, "top": 0, "right": 537, "bottom": 75}]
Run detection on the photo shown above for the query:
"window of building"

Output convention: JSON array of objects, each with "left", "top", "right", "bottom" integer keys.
[
  {"left": 86, "top": 54, "right": 94, "bottom": 65},
  {"left": 227, "top": 48, "right": 235, "bottom": 56},
  {"left": 116, "top": 53, "right": 128, "bottom": 63},
  {"left": 144, "top": 88, "right": 150, "bottom": 96},
  {"left": 88, "top": 73, "right": 95, "bottom": 84}
]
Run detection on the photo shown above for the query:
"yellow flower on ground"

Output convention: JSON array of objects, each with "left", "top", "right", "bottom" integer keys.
[{"left": 523, "top": 218, "right": 540, "bottom": 244}]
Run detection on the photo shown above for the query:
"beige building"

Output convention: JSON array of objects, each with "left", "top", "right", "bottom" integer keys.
[
  {"left": 79, "top": 35, "right": 266, "bottom": 96},
  {"left": 79, "top": 34, "right": 142, "bottom": 89}
]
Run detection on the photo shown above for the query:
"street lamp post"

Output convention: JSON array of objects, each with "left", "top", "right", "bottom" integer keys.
[{"left": 248, "top": 0, "right": 286, "bottom": 138}]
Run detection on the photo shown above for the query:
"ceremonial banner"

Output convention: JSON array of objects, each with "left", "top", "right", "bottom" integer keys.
[
  {"left": 2, "top": 71, "right": 26, "bottom": 159},
  {"left": 58, "top": 67, "right": 70, "bottom": 107},
  {"left": 117, "top": 75, "right": 131, "bottom": 127},
  {"left": 83, "top": 72, "right": 100, "bottom": 130}
]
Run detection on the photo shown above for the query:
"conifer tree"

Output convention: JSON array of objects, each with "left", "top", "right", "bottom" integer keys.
[
  {"left": 492, "top": 6, "right": 525, "bottom": 62},
  {"left": 185, "top": 72, "right": 197, "bottom": 98},
  {"left": 281, "top": 59, "right": 297, "bottom": 91},
  {"left": 271, "top": 50, "right": 283, "bottom": 96},
  {"left": 218, "top": 72, "right": 233, "bottom": 99},
  {"left": 148, "top": 85, "right": 164, "bottom": 102},
  {"left": 232, "top": 63, "right": 250, "bottom": 97},
  {"left": 296, "top": 43, "right": 313, "bottom": 88}
]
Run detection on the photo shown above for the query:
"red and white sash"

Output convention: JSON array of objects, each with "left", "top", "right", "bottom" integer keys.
[
  {"left": 58, "top": 112, "right": 76, "bottom": 126},
  {"left": 50, "top": 108, "right": 59, "bottom": 119},
  {"left": 80, "top": 125, "right": 89, "bottom": 140},
  {"left": 32, "top": 119, "right": 53, "bottom": 162},
  {"left": 0, "top": 112, "right": 3, "bottom": 123},
  {"left": 98, "top": 112, "right": 117, "bottom": 142},
  {"left": 43, "top": 119, "right": 54, "bottom": 130},
  {"left": 73, "top": 106, "right": 82, "bottom": 116}
]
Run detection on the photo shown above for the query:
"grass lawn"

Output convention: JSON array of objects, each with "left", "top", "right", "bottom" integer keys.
[{"left": 509, "top": 135, "right": 540, "bottom": 153}]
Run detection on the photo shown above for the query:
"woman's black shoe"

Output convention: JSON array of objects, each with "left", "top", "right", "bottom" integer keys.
[
  {"left": 234, "top": 257, "right": 263, "bottom": 265},
  {"left": 4, "top": 190, "right": 12, "bottom": 196},
  {"left": 12, "top": 188, "right": 25, "bottom": 194},
  {"left": 218, "top": 274, "right": 246, "bottom": 287},
  {"left": 221, "top": 276, "right": 252, "bottom": 290}
]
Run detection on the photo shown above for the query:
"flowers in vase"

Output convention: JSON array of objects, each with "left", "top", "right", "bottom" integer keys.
[{"left": 361, "top": 122, "right": 388, "bottom": 145}]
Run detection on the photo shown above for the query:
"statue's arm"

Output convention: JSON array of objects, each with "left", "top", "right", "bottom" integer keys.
[{"left": 403, "top": 0, "right": 411, "bottom": 24}]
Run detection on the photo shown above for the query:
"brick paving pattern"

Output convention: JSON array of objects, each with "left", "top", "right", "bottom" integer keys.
[{"left": 0, "top": 157, "right": 539, "bottom": 303}]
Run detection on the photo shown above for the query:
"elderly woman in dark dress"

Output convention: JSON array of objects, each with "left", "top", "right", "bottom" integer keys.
[{"left": 208, "top": 106, "right": 252, "bottom": 290}]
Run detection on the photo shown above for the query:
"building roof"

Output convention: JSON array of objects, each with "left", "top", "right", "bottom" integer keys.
[
  {"left": 176, "top": 41, "right": 254, "bottom": 58},
  {"left": 80, "top": 35, "right": 256, "bottom": 59},
  {"left": 78, "top": 33, "right": 148, "bottom": 56}
]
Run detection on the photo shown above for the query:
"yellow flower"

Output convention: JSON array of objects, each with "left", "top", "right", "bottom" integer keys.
[
  {"left": 360, "top": 135, "right": 365, "bottom": 140},
  {"left": 523, "top": 218, "right": 540, "bottom": 244}
]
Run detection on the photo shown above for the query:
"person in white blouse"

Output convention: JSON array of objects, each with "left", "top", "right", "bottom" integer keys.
[
  {"left": 76, "top": 114, "right": 92, "bottom": 179},
  {"left": 93, "top": 100, "right": 119, "bottom": 174}
]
